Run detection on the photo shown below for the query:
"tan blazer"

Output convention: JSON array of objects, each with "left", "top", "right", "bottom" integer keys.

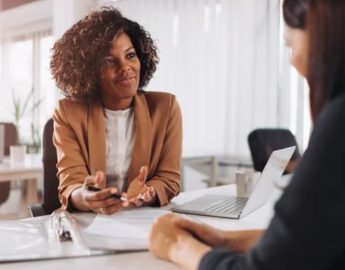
[{"left": 53, "top": 90, "right": 182, "bottom": 209}]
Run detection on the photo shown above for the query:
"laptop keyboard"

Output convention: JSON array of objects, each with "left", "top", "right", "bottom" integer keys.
[{"left": 204, "top": 197, "right": 248, "bottom": 215}]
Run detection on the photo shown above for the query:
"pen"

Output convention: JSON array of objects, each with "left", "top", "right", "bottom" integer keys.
[{"left": 87, "top": 186, "right": 128, "bottom": 201}]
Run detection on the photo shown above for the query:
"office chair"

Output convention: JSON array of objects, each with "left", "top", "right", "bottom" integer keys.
[
  {"left": 29, "top": 118, "right": 61, "bottom": 217},
  {"left": 248, "top": 128, "right": 301, "bottom": 174},
  {"left": 0, "top": 123, "right": 18, "bottom": 206}
]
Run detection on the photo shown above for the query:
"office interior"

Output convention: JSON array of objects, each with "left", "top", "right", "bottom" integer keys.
[{"left": 0, "top": 0, "right": 309, "bottom": 219}]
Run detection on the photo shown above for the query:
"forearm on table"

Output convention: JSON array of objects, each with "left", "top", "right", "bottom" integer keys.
[{"left": 223, "top": 229, "right": 264, "bottom": 253}]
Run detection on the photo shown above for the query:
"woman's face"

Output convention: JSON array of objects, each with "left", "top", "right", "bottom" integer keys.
[
  {"left": 99, "top": 32, "right": 141, "bottom": 109},
  {"left": 284, "top": 25, "right": 309, "bottom": 77}
]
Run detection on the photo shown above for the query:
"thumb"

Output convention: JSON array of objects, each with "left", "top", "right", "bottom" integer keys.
[
  {"left": 138, "top": 166, "right": 148, "bottom": 184},
  {"left": 95, "top": 171, "right": 105, "bottom": 187},
  {"left": 175, "top": 217, "right": 199, "bottom": 231}
]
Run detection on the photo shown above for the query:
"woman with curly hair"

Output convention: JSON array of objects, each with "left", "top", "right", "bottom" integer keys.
[{"left": 51, "top": 7, "right": 182, "bottom": 214}]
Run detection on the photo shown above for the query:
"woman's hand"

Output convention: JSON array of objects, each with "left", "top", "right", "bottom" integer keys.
[
  {"left": 149, "top": 214, "right": 211, "bottom": 270},
  {"left": 174, "top": 216, "right": 227, "bottom": 247},
  {"left": 71, "top": 171, "right": 127, "bottom": 214},
  {"left": 125, "top": 166, "right": 157, "bottom": 207},
  {"left": 176, "top": 215, "right": 263, "bottom": 253}
]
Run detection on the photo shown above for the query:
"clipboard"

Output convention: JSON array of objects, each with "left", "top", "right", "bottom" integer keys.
[{"left": 0, "top": 210, "right": 115, "bottom": 263}]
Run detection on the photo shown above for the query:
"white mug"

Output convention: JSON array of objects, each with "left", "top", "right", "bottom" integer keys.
[
  {"left": 0, "top": 125, "right": 4, "bottom": 163},
  {"left": 235, "top": 170, "right": 261, "bottom": 198},
  {"left": 10, "top": 145, "right": 26, "bottom": 164}
]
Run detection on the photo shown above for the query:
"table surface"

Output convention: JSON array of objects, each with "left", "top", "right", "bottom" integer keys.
[
  {"left": 0, "top": 154, "right": 42, "bottom": 181},
  {"left": 0, "top": 183, "right": 283, "bottom": 270}
]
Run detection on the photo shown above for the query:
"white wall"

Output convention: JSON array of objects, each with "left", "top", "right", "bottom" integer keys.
[
  {"left": 0, "top": 0, "right": 309, "bottom": 159},
  {"left": 105, "top": 0, "right": 290, "bottom": 158}
]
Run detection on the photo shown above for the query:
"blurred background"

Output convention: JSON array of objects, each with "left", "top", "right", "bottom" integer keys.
[{"left": 0, "top": 0, "right": 309, "bottom": 218}]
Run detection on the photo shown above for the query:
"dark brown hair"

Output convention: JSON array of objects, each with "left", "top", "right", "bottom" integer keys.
[
  {"left": 283, "top": 0, "right": 308, "bottom": 29},
  {"left": 307, "top": 0, "right": 345, "bottom": 121},
  {"left": 283, "top": 0, "right": 345, "bottom": 121},
  {"left": 50, "top": 7, "right": 159, "bottom": 102}
]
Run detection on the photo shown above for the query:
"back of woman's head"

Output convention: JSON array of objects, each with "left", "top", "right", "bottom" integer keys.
[
  {"left": 308, "top": 0, "right": 345, "bottom": 120},
  {"left": 283, "top": 0, "right": 345, "bottom": 121},
  {"left": 283, "top": 0, "right": 308, "bottom": 29}
]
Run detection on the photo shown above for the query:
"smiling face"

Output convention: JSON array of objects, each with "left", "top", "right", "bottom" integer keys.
[
  {"left": 99, "top": 32, "right": 141, "bottom": 110},
  {"left": 284, "top": 25, "right": 309, "bottom": 77}
]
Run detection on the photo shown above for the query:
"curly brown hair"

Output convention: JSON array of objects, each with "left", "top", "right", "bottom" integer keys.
[{"left": 50, "top": 7, "right": 159, "bottom": 102}]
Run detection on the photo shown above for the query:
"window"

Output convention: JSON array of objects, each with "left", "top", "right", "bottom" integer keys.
[{"left": 0, "top": 32, "right": 55, "bottom": 151}]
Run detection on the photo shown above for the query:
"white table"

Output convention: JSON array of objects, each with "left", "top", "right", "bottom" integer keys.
[
  {"left": 0, "top": 184, "right": 283, "bottom": 270},
  {"left": 0, "top": 154, "right": 42, "bottom": 204}
]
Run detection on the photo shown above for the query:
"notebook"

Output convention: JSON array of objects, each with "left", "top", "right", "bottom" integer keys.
[{"left": 172, "top": 146, "right": 296, "bottom": 219}]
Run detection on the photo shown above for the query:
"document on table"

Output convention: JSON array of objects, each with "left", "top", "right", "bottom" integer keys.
[{"left": 81, "top": 208, "right": 169, "bottom": 251}]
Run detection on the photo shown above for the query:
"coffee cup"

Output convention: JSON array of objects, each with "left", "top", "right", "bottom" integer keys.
[
  {"left": 235, "top": 170, "right": 261, "bottom": 198},
  {"left": 10, "top": 145, "right": 26, "bottom": 164}
]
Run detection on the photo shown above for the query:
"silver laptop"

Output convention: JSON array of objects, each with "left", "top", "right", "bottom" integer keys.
[{"left": 172, "top": 146, "right": 296, "bottom": 219}]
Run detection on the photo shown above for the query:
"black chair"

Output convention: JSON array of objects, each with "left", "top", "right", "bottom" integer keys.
[
  {"left": 0, "top": 123, "right": 18, "bottom": 206},
  {"left": 29, "top": 118, "right": 61, "bottom": 216},
  {"left": 248, "top": 128, "right": 301, "bottom": 174}
]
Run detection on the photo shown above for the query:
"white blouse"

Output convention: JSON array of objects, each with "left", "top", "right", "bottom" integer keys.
[{"left": 104, "top": 107, "right": 135, "bottom": 191}]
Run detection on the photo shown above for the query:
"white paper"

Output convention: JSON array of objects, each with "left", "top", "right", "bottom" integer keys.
[{"left": 82, "top": 208, "right": 169, "bottom": 251}]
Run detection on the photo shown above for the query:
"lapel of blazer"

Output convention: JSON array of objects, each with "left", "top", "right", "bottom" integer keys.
[
  {"left": 125, "top": 92, "right": 153, "bottom": 190},
  {"left": 87, "top": 100, "right": 106, "bottom": 186}
]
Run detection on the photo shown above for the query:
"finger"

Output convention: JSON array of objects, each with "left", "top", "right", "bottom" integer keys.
[
  {"left": 148, "top": 186, "right": 156, "bottom": 198},
  {"left": 85, "top": 187, "right": 119, "bottom": 201},
  {"left": 175, "top": 217, "right": 206, "bottom": 236},
  {"left": 83, "top": 171, "right": 105, "bottom": 188},
  {"left": 100, "top": 203, "right": 123, "bottom": 215},
  {"left": 90, "top": 207, "right": 104, "bottom": 215},
  {"left": 88, "top": 196, "right": 123, "bottom": 209},
  {"left": 175, "top": 216, "right": 198, "bottom": 228},
  {"left": 157, "top": 213, "right": 176, "bottom": 223},
  {"left": 94, "top": 171, "right": 105, "bottom": 187},
  {"left": 128, "top": 197, "right": 144, "bottom": 207},
  {"left": 121, "top": 192, "right": 128, "bottom": 200},
  {"left": 122, "top": 200, "right": 130, "bottom": 207},
  {"left": 137, "top": 166, "right": 148, "bottom": 184},
  {"left": 84, "top": 175, "right": 97, "bottom": 187},
  {"left": 142, "top": 189, "right": 153, "bottom": 202}
]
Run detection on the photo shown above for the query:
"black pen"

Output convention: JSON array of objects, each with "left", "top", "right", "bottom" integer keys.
[{"left": 86, "top": 186, "right": 128, "bottom": 201}]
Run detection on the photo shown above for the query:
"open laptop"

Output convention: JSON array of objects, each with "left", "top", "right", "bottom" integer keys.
[{"left": 172, "top": 146, "right": 296, "bottom": 219}]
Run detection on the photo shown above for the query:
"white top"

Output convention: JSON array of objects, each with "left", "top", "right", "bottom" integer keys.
[{"left": 104, "top": 107, "right": 135, "bottom": 191}]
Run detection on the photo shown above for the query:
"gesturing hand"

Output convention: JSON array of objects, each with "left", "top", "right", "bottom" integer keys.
[
  {"left": 125, "top": 166, "right": 157, "bottom": 207},
  {"left": 79, "top": 171, "right": 127, "bottom": 214}
]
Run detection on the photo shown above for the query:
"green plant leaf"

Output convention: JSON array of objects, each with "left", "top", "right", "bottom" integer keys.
[{"left": 19, "top": 87, "right": 34, "bottom": 120}]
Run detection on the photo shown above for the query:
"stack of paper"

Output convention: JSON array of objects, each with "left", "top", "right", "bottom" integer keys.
[{"left": 81, "top": 208, "right": 169, "bottom": 251}]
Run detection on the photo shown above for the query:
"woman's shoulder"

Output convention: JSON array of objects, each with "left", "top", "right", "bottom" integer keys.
[
  {"left": 138, "top": 90, "right": 178, "bottom": 108},
  {"left": 56, "top": 98, "right": 90, "bottom": 113},
  {"left": 138, "top": 90, "right": 176, "bottom": 101}
]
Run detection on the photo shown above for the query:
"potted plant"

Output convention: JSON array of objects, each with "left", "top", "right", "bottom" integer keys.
[{"left": 12, "top": 87, "right": 42, "bottom": 153}]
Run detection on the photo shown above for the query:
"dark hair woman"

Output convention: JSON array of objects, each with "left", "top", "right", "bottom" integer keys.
[
  {"left": 51, "top": 7, "right": 182, "bottom": 214},
  {"left": 149, "top": 1, "right": 345, "bottom": 269}
]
